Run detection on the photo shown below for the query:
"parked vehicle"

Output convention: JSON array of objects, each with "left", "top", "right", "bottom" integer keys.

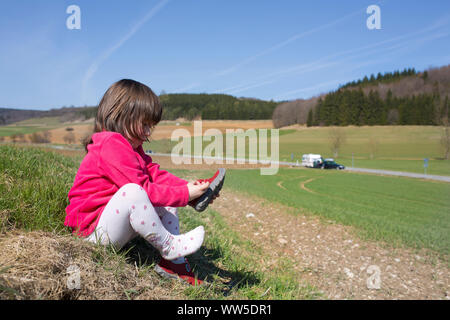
[
  {"left": 301, "top": 154, "right": 323, "bottom": 168},
  {"left": 322, "top": 159, "right": 345, "bottom": 170}
]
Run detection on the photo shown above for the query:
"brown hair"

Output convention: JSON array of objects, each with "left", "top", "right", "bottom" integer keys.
[{"left": 84, "top": 79, "right": 162, "bottom": 151}]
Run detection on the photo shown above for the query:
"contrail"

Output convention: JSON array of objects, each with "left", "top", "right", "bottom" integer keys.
[
  {"left": 177, "top": 1, "right": 387, "bottom": 93},
  {"left": 273, "top": 29, "right": 450, "bottom": 101},
  {"left": 81, "top": 0, "right": 171, "bottom": 103},
  {"left": 214, "top": 15, "right": 450, "bottom": 97},
  {"left": 214, "top": 6, "right": 366, "bottom": 77}
]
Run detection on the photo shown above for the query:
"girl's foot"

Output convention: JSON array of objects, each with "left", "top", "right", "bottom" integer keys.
[
  {"left": 155, "top": 257, "right": 204, "bottom": 286},
  {"left": 150, "top": 226, "right": 205, "bottom": 261}
]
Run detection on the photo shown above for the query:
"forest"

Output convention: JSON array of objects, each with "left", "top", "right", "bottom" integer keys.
[
  {"left": 159, "top": 93, "right": 278, "bottom": 120},
  {"left": 273, "top": 64, "right": 450, "bottom": 128}
]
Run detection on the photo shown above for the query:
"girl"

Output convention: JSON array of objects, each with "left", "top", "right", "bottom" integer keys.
[{"left": 65, "top": 79, "right": 214, "bottom": 286}]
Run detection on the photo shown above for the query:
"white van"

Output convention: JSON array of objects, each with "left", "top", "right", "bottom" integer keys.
[{"left": 302, "top": 154, "right": 323, "bottom": 168}]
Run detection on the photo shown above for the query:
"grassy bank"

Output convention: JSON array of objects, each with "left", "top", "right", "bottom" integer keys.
[{"left": 0, "top": 144, "right": 319, "bottom": 299}]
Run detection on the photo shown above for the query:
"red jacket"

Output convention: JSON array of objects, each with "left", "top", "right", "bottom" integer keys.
[{"left": 64, "top": 131, "right": 189, "bottom": 237}]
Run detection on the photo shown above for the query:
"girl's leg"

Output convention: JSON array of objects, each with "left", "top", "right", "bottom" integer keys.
[
  {"left": 155, "top": 207, "right": 185, "bottom": 264},
  {"left": 155, "top": 206, "right": 180, "bottom": 235},
  {"left": 87, "top": 183, "right": 204, "bottom": 260},
  {"left": 154, "top": 206, "right": 203, "bottom": 286},
  {"left": 86, "top": 187, "right": 138, "bottom": 249}
]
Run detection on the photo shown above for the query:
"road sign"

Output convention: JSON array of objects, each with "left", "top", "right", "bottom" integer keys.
[{"left": 424, "top": 158, "right": 429, "bottom": 168}]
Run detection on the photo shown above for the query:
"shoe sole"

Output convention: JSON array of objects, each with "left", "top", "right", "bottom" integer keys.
[
  {"left": 154, "top": 264, "right": 180, "bottom": 281},
  {"left": 194, "top": 168, "right": 226, "bottom": 212},
  {"left": 154, "top": 264, "right": 205, "bottom": 286}
]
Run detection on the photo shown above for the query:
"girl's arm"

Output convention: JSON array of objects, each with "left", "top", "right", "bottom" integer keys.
[
  {"left": 136, "top": 145, "right": 188, "bottom": 186},
  {"left": 99, "top": 135, "right": 189, "bottom": 207}
]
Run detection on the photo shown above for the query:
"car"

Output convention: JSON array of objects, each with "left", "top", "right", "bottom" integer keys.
[{"left": 321, "top": 159, "right": 345, "bottom": 170}]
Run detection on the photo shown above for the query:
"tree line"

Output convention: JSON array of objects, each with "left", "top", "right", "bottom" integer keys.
[
  {"left": 159, "top": 93, "right": 278, "bottom": 120},
  {"left": 273, "top": 64, "right": 450, "bottom": 128},
  {"left": 307, "top": 89, "right": 449, "bottom": 127},
  {"left": 340, "top": 68, "right": 418, "bottom": 89}
]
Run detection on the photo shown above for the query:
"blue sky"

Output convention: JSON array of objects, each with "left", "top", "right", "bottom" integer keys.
[{"left": 0, "top": 0, "right": 449, "bottom": 110}]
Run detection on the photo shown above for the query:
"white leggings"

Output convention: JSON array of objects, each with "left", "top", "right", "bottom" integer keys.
[{"left": 86, "top": 183, "right": 204, "bottom": 261}]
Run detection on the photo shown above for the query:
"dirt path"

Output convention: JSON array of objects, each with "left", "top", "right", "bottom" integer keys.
[{"left": 211, "top": 188, "right": 450, "bottom": 300}]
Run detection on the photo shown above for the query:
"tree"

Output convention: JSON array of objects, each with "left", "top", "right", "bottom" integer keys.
[
  {"left": 368, "top": 137, "right": 379, "bottom": 159},
  {"left": 441, "top": 97, "right": 450, "bottom": 159},
  {"left": 16, "top": 133, "right": 26, "bottom": 143},
  {"left": 328, "top": 127, "right": 346, "bottom": 158},
  {"left": 29, "top": 131, "right": 51, "bottom": 143},
  {"left": 441, "top": 117, "right": 450, "bottom": 160},
  {"left": 306, "top": 108, "right": 314, "bottom": 127},
  {"left": 10, "top": 134, "right": 18, "bottom": 143},
  {"left": 63, "top": 131, "right": 76, "bottom": 144},
  {"left": 387, "top": 109, "right": 399, "bottom": 125}
]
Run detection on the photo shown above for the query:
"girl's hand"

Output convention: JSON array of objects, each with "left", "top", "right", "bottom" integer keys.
[{"left": 187, "top": 181, "right": 210, "bottom": 201}]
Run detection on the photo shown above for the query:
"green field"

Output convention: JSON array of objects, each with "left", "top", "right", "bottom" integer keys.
[
  {"left": 145, "top": 125, "right": 450, "bottom": 176},
  {"left": 0, "top": 117, "right": 64, "bottom": 137},
  {"left": 276, "top": 126, "right": 450, "bottom": 176},
  {"left": 2, "top": 119, "right": 448, "bottom": 176},
  {"left": 191, "top": 167, "right": 449, "bottom": 257}
]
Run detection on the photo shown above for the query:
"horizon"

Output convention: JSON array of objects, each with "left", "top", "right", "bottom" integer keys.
[{"left": 1, "top": 0, "right": 450, "bottom": 110}]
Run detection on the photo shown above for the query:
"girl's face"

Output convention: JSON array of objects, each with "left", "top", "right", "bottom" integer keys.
[{"left": 130, "top": 124, "right": 152, "bottom": 149}]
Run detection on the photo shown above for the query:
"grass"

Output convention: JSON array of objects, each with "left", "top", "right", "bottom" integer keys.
[
  {"left": 3, "top": 120, "right": 449, "bottom": 175},
  {"left": 175, "top": 206, "right": 320, "bottom": 299},
  {"left": 0, "top": 144, "right": 319, "bottom": 299},
  {"left": 276, "top": 126, "right": 450, "bottom": 176},
  {"left": 0, "top": 145, "right": 80, "bottom": 232},
  {"left": 196, "top": 167, "right": 450, "bottom": 257},
  {"left": 145, "top": 125, "right": 450, "bottom": 176},
  {"left": 0, "top": 117, "right": 64, "bottom": 137}
]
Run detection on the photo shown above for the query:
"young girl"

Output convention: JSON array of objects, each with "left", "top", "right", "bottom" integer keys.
[{"left": 65, "top": 79, "right": 215, "bottom": 286}]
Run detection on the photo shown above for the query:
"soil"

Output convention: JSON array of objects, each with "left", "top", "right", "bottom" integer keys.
[{"left": 210, "top": 188, "right": 450, "bottom": 300}]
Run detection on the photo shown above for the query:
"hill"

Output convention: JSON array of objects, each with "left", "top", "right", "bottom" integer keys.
[
  {"left": 273, "top": 64, "right": 450, "bottom": 128},
  {"left": 0, "top": 94, "right": 279, "bottom": 126},
  {"left": 0, "top": 106, "right": 97, "bottom": 126}
]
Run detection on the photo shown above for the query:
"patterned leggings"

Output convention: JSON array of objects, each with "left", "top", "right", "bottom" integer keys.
[{"left": 86, "top": 183, "right": 204, "bottom": 261}]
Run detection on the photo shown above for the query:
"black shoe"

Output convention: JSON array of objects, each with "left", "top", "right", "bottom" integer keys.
[{"left": 189, "top": 168, "right": 226, "bottom": 212}]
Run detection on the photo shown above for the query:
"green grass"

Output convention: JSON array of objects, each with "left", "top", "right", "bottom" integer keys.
[
  {"left": 146, "top": 125, "right": 450, "bottom": 176},
  {"left": 338, "top": 158, "right": 450, "bottom": 176},
  {"left": 0, "top": 144, "right": 320, "bottom": 299},
  {"left": 0, "top": 145, "right": 80, "bottom": 232},
  {"left": 0, "top": 117, "right": 64, "bottom": 137},
  {"left": 276, "top": 126, "right": 450, "bottom": 176},
  {"left": 204, "top": 167, "right": 450, "bottom": 257}
]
